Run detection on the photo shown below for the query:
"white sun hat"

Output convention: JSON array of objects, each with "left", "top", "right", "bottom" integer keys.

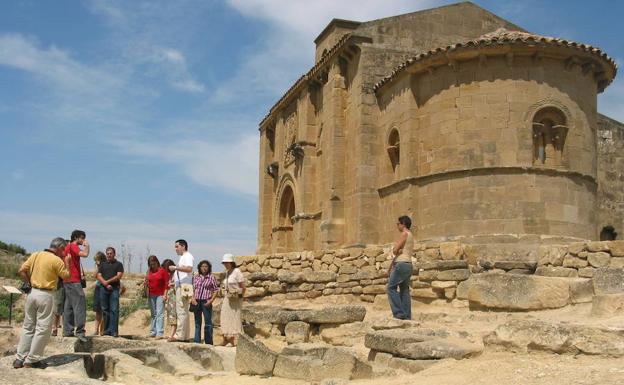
[{"left": 221, "top": 253, "right": 235, "bottom": 263}]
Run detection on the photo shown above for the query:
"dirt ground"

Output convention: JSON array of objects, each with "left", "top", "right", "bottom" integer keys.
[{"left": 1, "top": 295, "right": 623, "bottom": 385}]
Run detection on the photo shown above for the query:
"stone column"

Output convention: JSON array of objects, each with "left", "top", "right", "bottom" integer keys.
[
  {"left": 320, "top": 66, "right": 346, "bottom": 248},
  {"left": 256, "top": 129, "right": 274, "bottom": 254}
]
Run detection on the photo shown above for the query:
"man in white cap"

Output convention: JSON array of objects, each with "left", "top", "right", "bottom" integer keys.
[{"left": 168, "top": 239, "right": 194, "bottom": 341}]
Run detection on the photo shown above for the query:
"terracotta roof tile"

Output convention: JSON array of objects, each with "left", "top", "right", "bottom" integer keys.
[{"left": 374, "top": 28, "right": 617, "bottom": 92}]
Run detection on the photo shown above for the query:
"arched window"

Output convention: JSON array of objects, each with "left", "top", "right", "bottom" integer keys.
[
  {"left": 600, "top": 226, "right": 618, "bottom": 241},
  {"left": 532, "top": 107, "right": 567, "bottom": 166},
  {"left": 387, "top": 128, "right": 400, "bottom": 171},
  {"left": 277, "top": 185, "right": 296, "bottom": 250}
]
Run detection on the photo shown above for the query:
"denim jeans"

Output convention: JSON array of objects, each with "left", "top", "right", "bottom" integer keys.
[
  {"left": 100, "top": 287, "right": 120, "bottom": 336},
  {"left": 193, "top": 300, "right": 213, "bottom": 344},
  {"left": 387, "top": 262, "right": 413, "bottom": 320},
  {"left": 149, "top": 295, "right": 165, "bottom": 337}
]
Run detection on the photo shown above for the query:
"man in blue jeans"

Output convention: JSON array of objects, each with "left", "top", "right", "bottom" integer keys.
[
  {"left": 97, "top": 247, "right": 124, "bottom": 337},
  {"left": 387, "top": 215, "right": 414, "bottom": 320}
]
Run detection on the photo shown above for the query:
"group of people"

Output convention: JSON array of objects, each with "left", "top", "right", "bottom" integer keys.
[
  {"left": 13, "top": 230, "right": 124, "bottom": 369},
  {"left": 13, "top": 233, "right": 248, "bottom": 370},
  {"left": 13, "top": 215, "right": 412, "bottom": 369},
  {"left": 144, "top": 240, "right": 246, "bottom": 346}
]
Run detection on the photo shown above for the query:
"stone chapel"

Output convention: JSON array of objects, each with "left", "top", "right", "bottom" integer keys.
[{"left": 256, "top": 1, "right": 623, "bottom": 254}]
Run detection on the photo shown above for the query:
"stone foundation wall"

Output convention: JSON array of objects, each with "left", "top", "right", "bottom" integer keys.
[{"left": 236, "top": 239, "right": 624, "bottom": 304}]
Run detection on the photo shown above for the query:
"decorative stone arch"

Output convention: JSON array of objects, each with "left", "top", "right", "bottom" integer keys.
[
  {"left": 386, "top": 126, "right": 401, "bottom": 172},
  {"left": 600, "top": 225, "right": 618, "bottom": 241},
  {"left": 525, "top": 99, "right": 572, "bottom": 167},
  {"left": 273, "top": 174, "right": 297, "bottom": 252}
]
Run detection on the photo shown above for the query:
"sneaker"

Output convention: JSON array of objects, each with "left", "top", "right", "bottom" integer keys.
[
  {"left": 77, "top": 335, "right": 88, "bottom": 343},
  {"left": 23, "top": 361, "right": 48, "bottom": 369},
  {"left": 13, "top": 359, "right": 24, "bottom": 369}
]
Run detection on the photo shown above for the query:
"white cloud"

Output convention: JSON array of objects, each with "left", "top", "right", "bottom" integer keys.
[
  {"left": 161, "top": 48, "right": 186, "bottom": 64},
  {"left": 215, "top": 0, "right": 441, "bottom": 104},
  {"left": 111, "top": 134, "right": 259, "bottom": 196},
  {"left": 0, "top": 34, "right": 120, "bottom": 92}
]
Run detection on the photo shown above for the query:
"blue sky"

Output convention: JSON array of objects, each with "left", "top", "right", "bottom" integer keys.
[{"left": 1, "top": 0, "right": 622, "bottom": 272}]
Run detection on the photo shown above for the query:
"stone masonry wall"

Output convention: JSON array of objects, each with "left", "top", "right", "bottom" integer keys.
[
  {"left": 236, "top": 239, "right": 624, "bottom": 303},
  {"left": 597, "top": 113, "right": 624, "bottom": 239}
]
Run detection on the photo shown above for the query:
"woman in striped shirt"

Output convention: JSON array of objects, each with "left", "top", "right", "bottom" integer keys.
[{"left": 191, "top": 260, "right": 219, "bottom": 344}]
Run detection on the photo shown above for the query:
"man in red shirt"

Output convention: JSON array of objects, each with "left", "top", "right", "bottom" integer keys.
[{"left": 62, "top": 229, "right": 90, "bottom": 342}]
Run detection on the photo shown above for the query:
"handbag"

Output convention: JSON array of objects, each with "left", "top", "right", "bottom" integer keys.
[
  {"left": 188, "top": 274, "right": 198, "bottom": 312},
  {"left": 21, "top": 252, "right": 41, "bottom": 294},
  {"left": 177, "top": 271, "right": 193, "bottom": 298}
]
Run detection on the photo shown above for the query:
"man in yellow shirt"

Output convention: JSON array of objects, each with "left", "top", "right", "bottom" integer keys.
[{"left": 14, "top": 237, "right": 71, "bottom": 369}]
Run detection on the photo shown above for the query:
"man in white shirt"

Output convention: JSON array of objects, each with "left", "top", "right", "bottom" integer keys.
[{"left": 168, "top": 239, "right": 194, "bottom": 342}]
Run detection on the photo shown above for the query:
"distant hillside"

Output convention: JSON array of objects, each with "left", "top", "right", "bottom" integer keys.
[{"left": 0, "top": 241, "right": 27, "bottom": 279}]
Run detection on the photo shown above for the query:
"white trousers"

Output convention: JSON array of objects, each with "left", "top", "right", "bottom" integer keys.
[
  {"left": 16, "top": 288, "right": 54, "bottom": 363},
  {"left": 174, "top": 289, "right": 190, "bottom": 340}
]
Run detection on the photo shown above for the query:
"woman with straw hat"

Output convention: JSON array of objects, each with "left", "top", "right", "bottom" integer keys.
[{"left": 219, "top": 253, "right": 245, "bottom": 346}]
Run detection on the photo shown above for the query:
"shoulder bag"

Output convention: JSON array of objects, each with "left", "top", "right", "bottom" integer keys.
[{"left": 188, "top": 274, "right": 198, "bottom": 312}]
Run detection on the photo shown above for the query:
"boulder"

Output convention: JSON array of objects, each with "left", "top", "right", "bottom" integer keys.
[
  {"left": 305, "top": 271, "right": 338, "bottom": 283},
  {"left": 242, "top": 306, "right": 298, "bottom": 324},
  {"left": 439, "top": 242, "right": 462, "bottom": 260},
  {"left": 537, "top": 245, "right": 566, "bottom": 266},
  {"left": 578, "top": 267, "right": 596, "bottom": 278},
  {"left": 610, "top": 258, "right": 624, "bottom": 268},
  {"left": 568, "top": 278, "right": 594, "bottom": 304},
  {"left": 431, "top": 281, "right": 457, "bottom": 289},
  {"left": 400, "top": 338, "right": 482, "bottom": 360},
  {"left": 609, "top": 241, "right": 624, "bottom": 257},
  {"left": 562, "top": 255, "right": 588, "bottom": 268},
  {"left": 234, "top": 334, "right": 278, "bottom": 376},
  {"left": 587, "top": 241, "right": 610, "bottom": 252},
  {"left": 364, "top": 329, "right": 448, "bottom": 354},
  {"left": 535, "top": 266, "right": 578, "bottom": 278},
  {"left": 244, "top": 287, "right": 266, "bottom": 298},
  {"left": 493, "top": 261, "right": 537, "bottom": 271},
  {"left": 248, "top": 272, "right": 277, "bottom": 281},
  {"left": 436, "top": 269, "right": 470, "bottom": 281},
  {"left": 273, "top": 354, "right": 321, "bottom": 380},
  {"left": 275, "top": 344, "right": 372, "bottom": 380},
  {"left": 277, "top": 271, "right": 304, "bottom": 284},
  {"left": 320, "top": 322, "right": 372, "bottom": 346},
  {"left": 567, "top": 242, "right": 586, "bottom": 255},
  {"left": 365, "top": 329, "right": 480, "bottom": 360},
  {"left": 418, "top": 260, "right": 468, "bottom": 271},
  {"left": 456, "top": 273, "right": 570, "bottom": 310},
  {"left": 484, "top": 319, "right": 624, "bottom": 357},
  {"left": 591, "top": 293, "right": 624, "bottom": 317},
  {"left": 587, "top": 252, "right": 611, "bottom": 268},
  {"left": 285, "top": 321, "right": 310, "bottom": 344},
  {"left": 387, "top": 357, "right": 437, "bottom": 373},
  {"left": 593, "top": 268, "right": 624, "bottom": 295},
  {"left": 298, "top": 305, "right": 366, "bottom": 324}
]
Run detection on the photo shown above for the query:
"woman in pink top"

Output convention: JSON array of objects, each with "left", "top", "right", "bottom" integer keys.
[{"left": 191, "top": 260, "right": 219, "bottom": 344}]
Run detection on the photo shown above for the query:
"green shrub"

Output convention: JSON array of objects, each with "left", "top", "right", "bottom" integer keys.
[
  {"left": 0, "top": 293, "right": 24, "bottom": 323},
  {"left": 120, "top": 296, "right": 149, "bottom": 320},
  {"left": 0, "top": 263, "right": 20, "bottom": 279},
  {"left": 0, "top": 241, "right": 27, "bottom": 255}
]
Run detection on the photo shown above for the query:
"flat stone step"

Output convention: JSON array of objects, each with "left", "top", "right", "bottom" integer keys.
[{"left": 484, "top": 319, "right": 624, "bottom": 357}]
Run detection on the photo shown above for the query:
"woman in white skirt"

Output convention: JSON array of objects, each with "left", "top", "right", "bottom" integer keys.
[{"left": 220, "top": 253, "right": 245, "bottom": 346}]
